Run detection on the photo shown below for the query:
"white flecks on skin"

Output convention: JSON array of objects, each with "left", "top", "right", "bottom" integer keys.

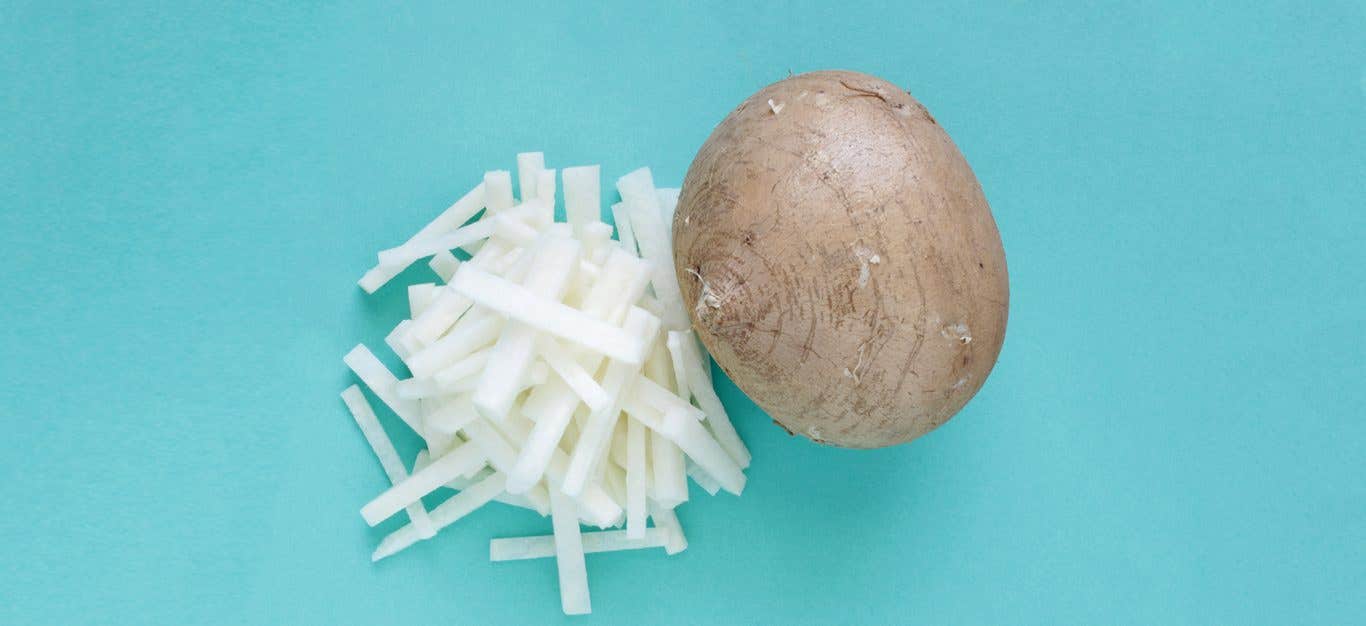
[
  {"left": 843, "top": 342, "right": 869, "bottom": 384},
  {"left": 806, "top": 425, "right": 824, "bottom": 441},
  {"left": 941, "top": 322, "right": 972, "bottom": 344},
  {"left": 951, "top": 374, "right": 971, "bottom": 390},
  {"left": 854, "top": 246, "right": 880, "bottom": 288},
  {"left": 767, "top": 99, "right": 785, "bottom": 115}
]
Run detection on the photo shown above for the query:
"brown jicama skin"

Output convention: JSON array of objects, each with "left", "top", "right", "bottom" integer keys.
[{"left": 672, "top": 70, "right": 1008, "bottom": 448}]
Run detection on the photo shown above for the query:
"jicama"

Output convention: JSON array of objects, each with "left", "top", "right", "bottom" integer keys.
[{"left": 342, "top": 154, "right": 750, "bottom": 615}]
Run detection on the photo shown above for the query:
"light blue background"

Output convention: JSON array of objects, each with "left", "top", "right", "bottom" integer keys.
[{"left": 3, "top": 2, "right": 1363, "bottom": 624}]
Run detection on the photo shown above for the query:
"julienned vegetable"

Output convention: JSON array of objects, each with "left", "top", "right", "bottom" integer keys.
[
  {"left": 674, "top": 70, "right": 1010, "bottom": 448},
  {"left": 342, "top": 154, "right": 749, "bottom": 615}
]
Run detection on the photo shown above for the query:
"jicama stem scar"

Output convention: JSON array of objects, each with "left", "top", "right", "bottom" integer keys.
[
  {"left": 341, "top": 386, "right": 436, "bottom": 538},
  {"left": 549, "top": 487, "right": 591, "bottom": 616},
  {"left": 372, "top": 471, "right": 508, "bottom": 562},
  {"left": 450, "top": 264, "right": 648, "bottom": 364},
  {"left": 358, "top": 182, "right": 485, "bottom": 293},
  {"left": 490, "top": 527, "right": 667, "bottom": 562},
  {"left": 360, "top": 441, "right": 486, "bottom": 526},
  {"left": 344, "top": 344, "right": 424, "bottom": 438}
]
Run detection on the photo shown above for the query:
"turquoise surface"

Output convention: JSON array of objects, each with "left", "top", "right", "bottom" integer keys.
[{"left": 3, "top": 2, "right": 1363, "bottom": 624}]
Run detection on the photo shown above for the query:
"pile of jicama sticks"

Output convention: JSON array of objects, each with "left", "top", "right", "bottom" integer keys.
[{"left": 341, "top": 153, "right": 750, "bottom": 615}]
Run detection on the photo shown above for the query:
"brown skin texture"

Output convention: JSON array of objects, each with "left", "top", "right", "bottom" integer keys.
[{"left": 672, "top": 70, "right": 1008, "bottom": 448}]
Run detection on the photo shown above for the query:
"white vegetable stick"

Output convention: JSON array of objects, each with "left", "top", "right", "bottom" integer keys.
[
  {"left": 516, "top": 152, "right": 545, "bottom": 204},
  {"left": 490, "top": 527, "right": 667, "bottom": 562},
  {"left": 535, "top": 169, "right": 557, "bottom": 225},
  {"left": 610, "top": 202, "right": 637, "bottom": 256},
  {"left": 450, "top": 265, "right": 648, "bottom": 364},
  {"left": 394, "top": 377, "right": 444, "bottom": 401},
  {"left": 427, "top": 251, "right": 460, "bottom": 283},
  {"left": 603, "top": 457, "right": 627, "bottom": 507},
  {"left": 616, "top": 168, "right": 659, "bottom": 213},
  {"left": 685, "top": 458, "right": 722, "bottom": 496},
  {"left": 502, "top": 411, "right": 622, "bottom": 526},
  {"left": 549, "top": 487, "right": 591, "bottom": 616},
  {"left": 649, "top": 501, "right": 688, "bottom": 555},
  {"left": 360, "top": 441, "right": 485, "bottom": 526},
  {"left": 578, "top": 259, "right": 600, "bottom": 282},
  {"left": 406, "top": 240, "right": 507, "bottom": 344},
  {"left": 432, "top": 349, "right": 490, "bottom": 389},
  {"left": 562, "top": 165, "right": 600, "bottom": 227},
  {"left": 341, "top": 386, "right": 436, "bottom": 539},
  {"left": 623, "top": 393, "right": 745, "bottom": 496},
  {"left": 562, "top": 308, "right": 659, "bottom": 496},
  {"left": 625, "top": 416, "right": 648, "bottom": 538},
  {"left": 651, "top": 431, "right": 688, "bottom": 509},
  {"left": 578, "top": 222, "right": 614, "bottom": 263},
  {"left": 385, "top": 320, "right": 415, "bottom": 362},
  {"left": 692, "top": 333, "right": 712, "bottom": 385},
  {"left": 637, "top": 294, "right": 664, "bottom": 317},
  {"left": 484, "top": 170, "right": 514, "bottom": 212},
  {"left": 424, "top": 395, "right": 478, "bottom": 437},
  {"left": 676, "top": 332, "right": 750, "bottom": 467},
  {"left": 537, "top": 337, "right": 611, "bottom": 413},
  {"left": 421, "top": 402, "right": 458, "bottom": 458},
  {"left": 463, "top": 416, "right": 551, "bottom": 514},
  {"left": 632, "top": 375, "right": 705, "bottom": 421},
  {"left": 641, "top": 338, "right": 687, "bottom": 506},
  {"left": 540, "top": 440, "right": 622, "bottom": 527},
  {"left": 623, "top": 179, "right": 688, "bottom": 330},
  {"left": 665, "top": 332, "right": 691, "bottom": 398},
  {"left": 344, "top": 344, "right": 423, "bottom": 437},
  {"left": 377, "top": 219, "right": 494, "bottom": 267},
  {"left": 474, "top": 237, "right": 580, "bottom": 421},
  {"left": 372, "top": 471, "right": 508, "bottom": 561},
  {"left": 357, "top": 182, "right": 485, "bottom": 294},
  {"left": 408, "top": 283, "right": 437, "bottom": 319},
  {"left": 447, "top": 467, "right": 539, "bottom": 512},
  {"left": 589, "top": 245, "right": 609, "bottom": 267},
  {"left": 406, "top": 311, "right": 501, "bottom": 378},
  {"left": 608, "top": 417, "right": 628, "bottom": 469},
  {"left": 491, "top": 210, "right": 541, "bottom": 247},
  {"left": 657, "top": 187, "right": 680, "bottom": 230}
]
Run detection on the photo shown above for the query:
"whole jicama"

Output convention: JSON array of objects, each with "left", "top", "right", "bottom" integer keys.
[{"left": 673, "top": 70, "right": 1009, "bottom": 448}]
